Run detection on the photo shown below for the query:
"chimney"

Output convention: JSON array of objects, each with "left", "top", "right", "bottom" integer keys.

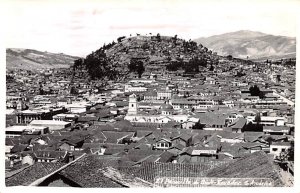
[
  {"left": 10, "top": 158, "right": 14, "bottom": 168},
  {"left": 68, "top": 152, "right": 74, "bottom": 162}
]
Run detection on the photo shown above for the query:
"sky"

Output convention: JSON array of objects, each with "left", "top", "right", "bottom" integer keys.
[{"left": 1, "top": 0, "right": 299, "bottom": 57}]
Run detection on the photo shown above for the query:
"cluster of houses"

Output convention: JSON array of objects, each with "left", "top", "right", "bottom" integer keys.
[{"left": 5, "top": 57, "right": 295, "bottom": 186}]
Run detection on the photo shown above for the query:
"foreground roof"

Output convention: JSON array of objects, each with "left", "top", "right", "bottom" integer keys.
[{"left": 206, "top": 151, "right": 284, "bottom": 186}]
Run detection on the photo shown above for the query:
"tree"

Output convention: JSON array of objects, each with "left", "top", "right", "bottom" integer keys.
[
  {"left": 166, "top": 60, "right": 184, "bottom": 71},
  {"left": 70, "top": 86, "right": 78, "bottom": 95},
  {"left": 156, "top": 33, "right": 161, "bottom": 42},
  {"left": 141, "top": 42, "right": 150, "bottom": 50},
  {"left": 254, "top": 113, "right": 261, "bottom": 123},
  {"left": 264, "top": 136, "right": 274, "bottom": 146},
  {"left": 236, "top": 71, "right": 245, "bottom": 77},
  {"left": 249, "top": 85, "right": 261, "bottom": 96},
  {"left": 74, "top": 58, "right": 83, "bottom": 69},
  {"left": 249, "top": 85, "right": 265, "bottom": 99},
  {"left": 84, "top": 51, "right": 108, "bottom": 80},
  {"left": 227, "top": 55, "right": 233, "bottom": 60},
  {"left": 192, "top": 121, "right": 205, "bottom": 130},
  {"left": 288, "top": 141, "right": 294, "bottom": 161},
  {"left": 242, "top": 121, "right": 263, "bottom": 132},
  {"left": 259, "top": 91, "right": 265, "bottom": 99},
  {"left": 128, "top": 59, "right": 145, "bottom": 78},
  {"left": 117, "top": 36, "right": 126, "bottom": 43},
  {"left": 39, "top": 83, "right": 44, "bottom": 95},
  {"left": 182, "top": 57, "right": 207, "bottom": 73}
]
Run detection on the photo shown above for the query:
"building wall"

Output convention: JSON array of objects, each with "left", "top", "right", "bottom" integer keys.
[{"left": 270, "top": 145, "right": 290, "bottom": 157}]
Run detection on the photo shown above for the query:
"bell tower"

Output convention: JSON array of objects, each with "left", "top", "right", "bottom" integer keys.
[{"left": 128, "top": 93, "right": 138, "bottom": 115}]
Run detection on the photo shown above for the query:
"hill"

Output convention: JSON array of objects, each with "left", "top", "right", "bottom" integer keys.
[
  {"left": 194, "top": 30, "right": 296, "bottom": 60},
  {"left": 6, "top": 48, "right": 80, "bottom": 70},
  {"left": 74, "top": 34, "right": 222, "bottom": 81}
]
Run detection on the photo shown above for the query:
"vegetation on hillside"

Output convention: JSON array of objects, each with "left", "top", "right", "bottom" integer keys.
[{"left": 72, "top": 34, "right": 219, "bottom": 81}]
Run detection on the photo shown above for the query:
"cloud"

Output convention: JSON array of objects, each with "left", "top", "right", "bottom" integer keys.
[
  {"left": 109, "top": 24, "right": 193, "bottom": 30},
  {"left": 3, "top": 0, "right": 298, "bottom": 56}
]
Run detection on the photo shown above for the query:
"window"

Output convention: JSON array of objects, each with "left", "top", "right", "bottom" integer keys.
[
  {"left": 132, "top": 104, "right": 134, "bottom": 107},
  {"left": 282, "top": 149, "right": 286, "bottom": 152},
  {"left": 272, "top": 148, "right": 278, "bottom": 152}
]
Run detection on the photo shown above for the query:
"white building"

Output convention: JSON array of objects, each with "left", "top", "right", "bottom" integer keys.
[
  {"left": 125, "top": 96, "right": 189, "bottom": 124},
  {"left": 246, "top": 116, "right": 286, "bottom": 126},
  {"left": 270, "top": 142, "right": 291, "bottom": 158},
  {"left": 53, "top": 113, "right": 79, "bottom": 122},
  {"left": 129, "top": 79, "right": 155, "bottom": 84},
  {"left": 29, "top": 120, "right": 71, "bottom": 131},
  {"left": 124, "top": 84, "right": 147, "bottom": 93},
  {"left": 157, "top": 87, "right": 172, "bottom": 100},
  {"left": 128, "top": 94, "right": 138, "bottom": 115},
  {"left": 6, "top": 125, "right": 49, "bottom": 138}
]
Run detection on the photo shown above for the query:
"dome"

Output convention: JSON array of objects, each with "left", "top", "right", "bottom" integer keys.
[{"left": 161, "top": 103, "right": 173, "bottom": 111}]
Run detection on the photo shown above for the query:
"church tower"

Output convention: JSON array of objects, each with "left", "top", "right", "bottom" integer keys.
[{"left": 128, "top": 93, "right": 138, "bottom": 115}]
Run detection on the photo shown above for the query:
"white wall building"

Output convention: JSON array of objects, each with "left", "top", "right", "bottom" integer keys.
[
  {"left": 124, "top": 84, "right": 147, "bottom": 93},
  {"left": 128, "top": 94, "right": 138, "bottom": 115},
  {"left": 29, "top": 120, "right": 71, "bottom": 131},
  {"left": 270, "top": 142, "right": 291, "bottom": 158}
]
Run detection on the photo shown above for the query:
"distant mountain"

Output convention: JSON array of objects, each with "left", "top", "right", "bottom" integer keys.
[
  {"left": 194, "top": 30, "right": 296, "bottom": 60},
  {"left": 6, "top": 48, "right": 80, "bottom": 70}
]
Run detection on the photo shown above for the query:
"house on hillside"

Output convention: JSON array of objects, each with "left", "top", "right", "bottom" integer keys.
[
  {"left": 58, "top": 137, "right": 85, "bottom": 151},
  {"left": 217, "top": 132, "right": 244, "bottom": 144},
  {"left": 153, "top": 138, "right": 172, "bottom": 150},
  {"left": 171, "top": 134, "right": 193, "bottom": 147},
  {"left": 263, "top": 126, "right": 290, "bottom": 135},
  {"left": 179, "top": 146, "right": 219, "bottom": 163},
  {"left": 228, "top": 117, "right": 247, "bottom": 133},
  {"left": 157, "top": 87, "right": 172, "bottom": 100},
  {"left": 270, "top": 142, "right": 291, "bottom": 158}
]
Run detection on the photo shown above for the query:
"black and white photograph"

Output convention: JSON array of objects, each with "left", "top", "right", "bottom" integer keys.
[{"left": 1, "top": 0, "right": 299, "bottom": 190}]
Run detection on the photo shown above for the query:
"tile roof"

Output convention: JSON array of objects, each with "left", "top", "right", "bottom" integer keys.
[
  {"left": 103, "top": 144, "right": 127, "bottom": 155},
  {"left": 134, "top": 161, "right": 230, "bottom": 183},
  {"left": 58, "top": 155, "right": 124, "bottom": 187},
  {"left": 229, "top": 117, "right": 247, "bottom": 129},
  {"left": 206, "top": 151, "right": 285, "bottom": 187},
  {"left": 158, "top": 151, "right": 176, "bottom": 163},
  {"left": 195, "top": 112, "right": 226, "bottom": 126},
  {"left": 10, "top": 144, "right": 29, "bottom": 153},
  {"left": 125, "top": 149, "right": 162, "bottom": 162},
  {"left": 216, "top": 131, "right": 244, "bottom": 139},
  {"left": 77, "top": 116, "right": 99, "bottom": 122},
  {"left": 6, "top": 162, "right": 65, "bottom": 186},
  {"left": 102, "top": 131, "right": 135, "bottom": 143},
  {"left": 172, "top": 133, "right": 192, "bottom": 142},
  {"left": 244, "top": 132, "right": 264, "bottom": 142},
  {"left": 100, "top": 166, "right": 153, "bottom": 187}
]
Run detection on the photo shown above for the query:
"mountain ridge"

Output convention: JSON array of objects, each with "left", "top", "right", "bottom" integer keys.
[
  {"left": 194, "top": 30, "right": 296, "bottom": 60},
  {"left": 6, "top": 48, "right": 80, "bottom": 70}
]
